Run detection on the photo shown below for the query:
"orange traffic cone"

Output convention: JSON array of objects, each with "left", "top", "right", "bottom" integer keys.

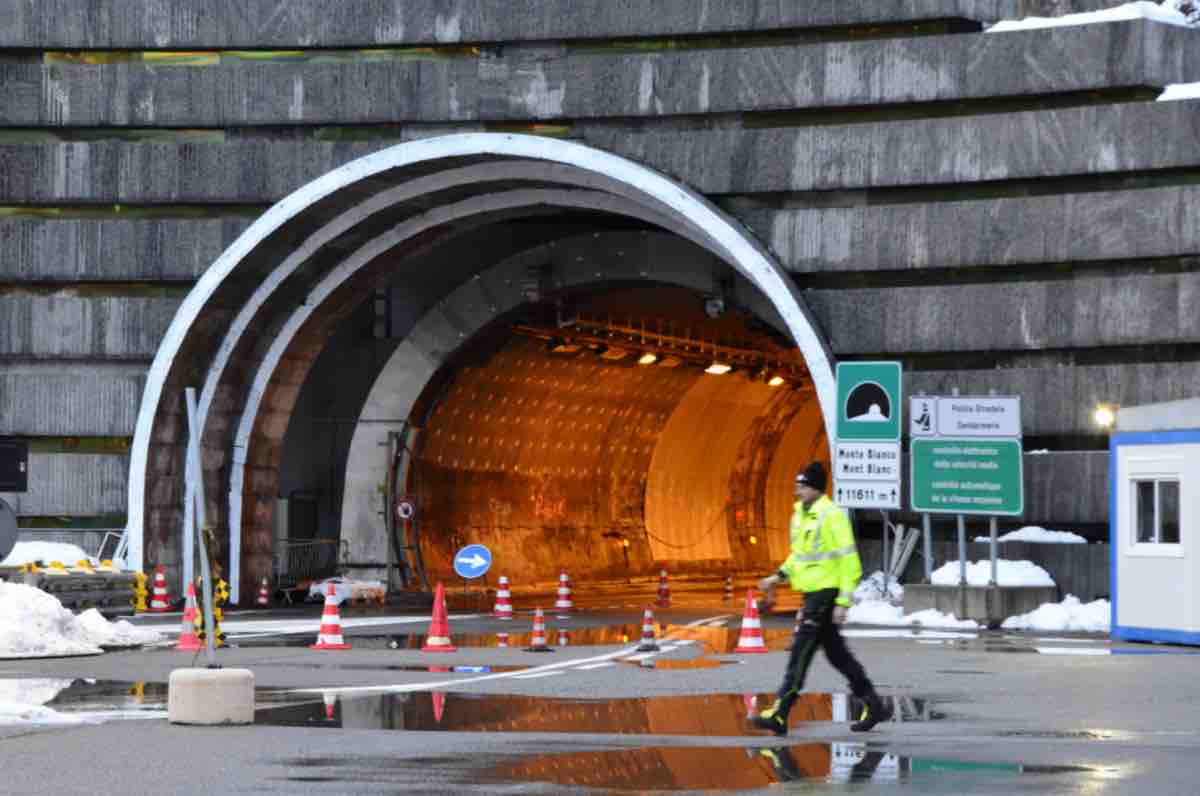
[
  {"left": 174, "top": 582, "right": 203, "bottom": 651},
  {"left": 323, "top": 691, "right": 337, "bottom": 721},
  {"left": 557, "top": 628, "right": 569, "bottom": 647},
  {"left": 148, "top": 565, "right": 172, "bottom": 612},
  {"left": 733, "top": 589, "right": 768, "bottom": 653},
  {"left": 525, "top": 607, "right": 552, "bottom": 652},
  {"left": 743, "top": 693, "right": 757, "bottom": 718},
  {"left": 494, "top": 575, "right": 513, "bottom": 620},
  {"left": 496, "top": 632, "right": 509, "bottom": 648},
  {"left": 256, "top": 576, "right": 271, "bottom": 607},
  {"left": 421, "top": 582, "right": 456, "bottom": 652},
  {"left": 554, "top": 572, "right": 573, "bottom": 616},
  {"left": 636, "top": 606, "right": 660, "bottom": 652},
  {"left": 656, "top": 569, "right": 671, "bottom": 608},
  {"left": 310, "top": 582, "right": 351, "bottom": 650}
]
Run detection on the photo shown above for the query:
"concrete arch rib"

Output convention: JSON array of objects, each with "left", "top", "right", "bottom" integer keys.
[
  {"left": 228, "top": 188, "right": 686, "bottom": 597},
  {"left": 127, "top": 133, "right": 835, "bottom": 579}
]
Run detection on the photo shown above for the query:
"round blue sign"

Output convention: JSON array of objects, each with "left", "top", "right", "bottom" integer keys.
[{"left": 452, "top": 544, "right": 492, "bottom": 579}]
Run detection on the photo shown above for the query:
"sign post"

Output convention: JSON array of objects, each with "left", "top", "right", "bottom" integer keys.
[
  {"left": 834, "top": 362, "right": 902, "bottom": 596},
  {"left": 453, "top": 543, "right": 493, "bottom": 599}
]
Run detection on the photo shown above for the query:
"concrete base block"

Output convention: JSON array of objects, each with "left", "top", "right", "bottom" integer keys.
[
  {"left": 168, "top": 667, "right": 255, "bottom": 725},
  {"left": 904, "top": 585, "right": 1059, "bottom": 629}
]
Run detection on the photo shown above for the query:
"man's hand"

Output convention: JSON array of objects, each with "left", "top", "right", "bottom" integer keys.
[
  {"left": 757, "top": 574, "right": 781, "bottom": 592},
  {"left": 832, "top": 605, "right": 848, "bottom": 625}
]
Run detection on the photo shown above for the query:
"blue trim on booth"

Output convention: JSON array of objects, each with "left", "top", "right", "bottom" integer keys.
[
  {"left": 1112, "top": 625, "right": 1200, "bottom": 646},
  {"left": 1108, "top": 429, "right": 1200, "bottom": 639}
]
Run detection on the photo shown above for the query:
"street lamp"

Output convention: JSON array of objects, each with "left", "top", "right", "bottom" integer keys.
[{"left": 1093, "top": 403, "right": 1117, "bottom": 430}]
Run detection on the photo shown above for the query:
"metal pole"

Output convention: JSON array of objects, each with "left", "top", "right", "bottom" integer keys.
[
  {"left": 956, "top": 514, "right": 967, "bottom": 586},
  {"left": 185, "top": 388, "right": 218, "bottom": 666},
  {"left": 989, "top": 516, "right": 999, "bottom": 586},
  {"left": 880, "top": 511, "right": 890, "bottom": 599},
  {"left": 922, "top": 513, "right": 933, "bottom": 583}
]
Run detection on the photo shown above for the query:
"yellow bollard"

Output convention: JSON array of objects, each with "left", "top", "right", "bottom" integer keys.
[{"left": 131, "top": 571, "right": 149, "bottom": 613}]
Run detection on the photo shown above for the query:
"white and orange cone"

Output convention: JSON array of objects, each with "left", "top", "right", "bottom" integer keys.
[
  {"left": 174, "top": 582, "right": 203, "bottom": 652},
  {"left": 323, "top": 691, "right": 337, "bottom": 721},
  {"left": 496, "top": 632, "right": 509, "bottom": 648},
  {"left": 256, "top": 576, "right": 271, "bottom": 607},
  {"left": 421, "top": 582, "right": 456, "bottom": 652},
  {"left": 525, "top": 607, "right": 552, "bottom": 652},
  {"left": 310, "top": 582, "right": 351, "bottom": 650},
  {"left": 656, "top": 569, "right": 671, "bottom": 608},
  {"left": 148, "top": 565, "right": 172, "bottom": 612},
  {"left": 493, "top": 575, "right": 513, "bottom": 620},
  {"left": 554, "top": 572, "right": 573, "bottom": 617},
  {"left": 636, "top": 606, "right": 660, "bottom": 652},
  {"left": 743, "top": 693, "right": 757, "bottom": 718},
  {"left": 557, "top": 628, "right": 569, "bottom": 647},
  {"left": 733, "top": 589, "right": 768, "bottom": 653}
]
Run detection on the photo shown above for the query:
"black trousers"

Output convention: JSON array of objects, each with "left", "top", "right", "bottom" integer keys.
[{"left": 776, "top": 588, "right": 874, "bottom": 713}]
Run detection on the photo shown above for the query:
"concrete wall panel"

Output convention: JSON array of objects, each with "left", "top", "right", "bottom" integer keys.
[
  {"left": 0, "top": 363, "right": 145, "bottom": 435},
  {"left": 753, "top": 186, "right": 1200, "bottom": 274},
  {"left": 0, "top": 217, "right": 250, "bottom": 281},
  {"left": 0, "top": 292, "right": 180, "bottom": 358},
  {"left": 1, "top": 101, "right": 1197, "bottom": 203},
  {"left": 0, "top": 453, "right": 128, "bottom": 515},
  {"left": 3, "top": 22, "right": 1196, "bottom": 127},
  {"left": 810, "top": 272, "right": 1200, "bottom": 354},
  {"left": 0, "top": 1, "right": 1014, "bottom": 49}
]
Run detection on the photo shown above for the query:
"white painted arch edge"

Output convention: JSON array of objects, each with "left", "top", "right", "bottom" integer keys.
[{"left": 126, "top": 133, "right": 837, "bottom": 573}]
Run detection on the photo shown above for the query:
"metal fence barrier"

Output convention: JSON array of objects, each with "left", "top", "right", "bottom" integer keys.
[{"left": 273, "top": 538, "right": 345, "bottom": 602}]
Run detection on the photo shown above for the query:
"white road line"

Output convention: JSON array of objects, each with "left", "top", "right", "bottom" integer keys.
[
  {"left": 1035, "top": 647, "right": 1111, "bottom": 656},
  {"left": 623, "top": 652, "right": 658, "bottom": 661},
  {"left": 512, "top": 671, "right": 564, "bottom": 679},
  {"left": 295, "top": 613, "right": 728, "bottom": 696},
  {"left": 575, "top": 662, "right": 616, "bottom": 670},
  {"left": 1034, "top": 637, "right": 1107, "bottom": 644}
]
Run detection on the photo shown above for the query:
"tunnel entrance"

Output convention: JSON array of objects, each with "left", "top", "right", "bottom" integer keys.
[{"left": 130, "top": 134, "right": 837, "bottom": 600}]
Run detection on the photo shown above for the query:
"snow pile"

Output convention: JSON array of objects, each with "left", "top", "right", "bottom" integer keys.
[
  {"left": 988, "top": 1, "right": 1197, "bottom": 32},
  {"left": 0, "top": 678, "right": 88, "bottom": 726},
  {"left": 931, "top": 559, "right": 1055, "bottom": 587},
  {"left": 308, "top": 577, "right": 386, "bottom": 604},
  {"left": 853, "top": 571, "right": 904, "bottom": 604},
  {"left": 847, "top": 600, "right": 978, "bottom": 629},
  {"left": 1159, "top": 83, "right": 1200, "bottom": 101},
  {"left": 1, "top": 541, "right": 95, "bottom": 567},
  {"left": 1002, "top": 595, "right": 1111, "bottom": 632},
  {"left": 972, "top": 526, "right": 1086, "bottom": 544},
  {"left": 0, "top": 582, "right": 162, "bottom": 659}
]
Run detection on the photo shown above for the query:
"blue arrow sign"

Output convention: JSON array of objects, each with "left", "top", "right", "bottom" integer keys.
[{"left": 453, "top": 543, "right": 492, "bottom": 579}]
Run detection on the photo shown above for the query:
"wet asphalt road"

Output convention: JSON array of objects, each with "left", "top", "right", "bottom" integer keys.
[{"left": 1, "top": 575, "right": 1198, "bottom": 794}]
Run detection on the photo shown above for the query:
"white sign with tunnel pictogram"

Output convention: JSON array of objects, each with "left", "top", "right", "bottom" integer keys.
[{"left": 396, "top": 497, "right": 416, "bottom": 521}]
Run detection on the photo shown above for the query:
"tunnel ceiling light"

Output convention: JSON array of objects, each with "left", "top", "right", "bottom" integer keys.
[
  {"left": 767, "top": 375, "right": 786, "bottom": 387},
  {"left": 705, "top": 361, "right": 733, "bottom": 375},
  {"left": 1093, "top": 403, "right": 1117, "bottom": 429},
  {"left": 637, "top": 352, "right": 658, "bottom": 365}
]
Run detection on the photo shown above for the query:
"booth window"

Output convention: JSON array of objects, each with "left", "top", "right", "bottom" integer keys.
[{"left": 1134, "top": 479, "right": 1180, "bottom": 545}]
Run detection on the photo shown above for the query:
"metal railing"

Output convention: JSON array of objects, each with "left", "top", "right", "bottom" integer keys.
[{"left": 273, "top": 538, "right": 345, "bottom": 594}]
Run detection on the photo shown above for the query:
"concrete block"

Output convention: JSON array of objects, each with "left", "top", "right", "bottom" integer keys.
[
  {"left": 0, "top": 363, "right": 146, "bottom": 436},
  {"left": 0, "top": 292, "right": 181, "bottom": 358},
  {"left": 903, "top": 584, "right": 1058, "bottom": 627},
  {"left": 0, "top": 453, "right": 128, "bottom": 515},
  {"left": 0, "top": 1, "right": 1018, "bottom": 50},
  {"left": 167, "top": 667, "right": 254, "bottom": 726}
]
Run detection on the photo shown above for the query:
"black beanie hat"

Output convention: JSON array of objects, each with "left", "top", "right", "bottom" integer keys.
[{"left": 795, "top": 461, "right": 827, "bottom": 492}]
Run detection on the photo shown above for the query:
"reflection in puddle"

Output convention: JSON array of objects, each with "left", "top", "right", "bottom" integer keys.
[
  {"left": 0, "top": 678, "right": 167, "bottom": 724},
  {"left": 257, "top": 691, "right": 944, "bottom": 733},
  {"left": 234, "top": 623, "right": 646, "bottom": 650},
  {"left": 277, "top": 663, "right": 529, "bottom": 674},
  {"left": 482, "top": 743, "right": 1096, "bottom": 791}
]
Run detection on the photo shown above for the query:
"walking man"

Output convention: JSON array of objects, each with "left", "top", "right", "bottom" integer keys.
[{"left": 749, "top": 461, "right": 891, "bottom": 734}]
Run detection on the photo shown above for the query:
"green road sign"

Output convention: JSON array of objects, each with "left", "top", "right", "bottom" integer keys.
[
  {"left": 835, "top": 362, "right": 901, "bottom": 441},
  {"left": 910, "top": 438, "right": 1024, "bottom": 516}
]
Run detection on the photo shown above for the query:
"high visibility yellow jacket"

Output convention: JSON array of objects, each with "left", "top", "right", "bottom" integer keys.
[{"left": 778, "top": 494, "right": 862, "bottom": 606}]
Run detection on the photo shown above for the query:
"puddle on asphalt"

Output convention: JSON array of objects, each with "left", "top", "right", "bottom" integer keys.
[
  {"left": 233, "top": 622, "right": 648, "bottom": 650},
  {"left": 256, "top": 691, "right": 946, "bottom": 733},
  {"left": 278, "top": 663, "right": 529, "bottom": 674},
  {"left": 0, "top": 678, "right": 169, "bottom": 723},
  {"left": 479, "top": 743, "right": 1097, "bottom": 791}
]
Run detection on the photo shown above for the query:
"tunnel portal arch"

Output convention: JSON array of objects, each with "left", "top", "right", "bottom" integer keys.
[{"left": 127, "top": 133, "right": 836, "bottom": 599}]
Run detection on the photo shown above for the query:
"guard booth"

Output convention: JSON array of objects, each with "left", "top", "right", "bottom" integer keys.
[{"left": 1111, "top": 399, "right": 1200, "bottom": 645}]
